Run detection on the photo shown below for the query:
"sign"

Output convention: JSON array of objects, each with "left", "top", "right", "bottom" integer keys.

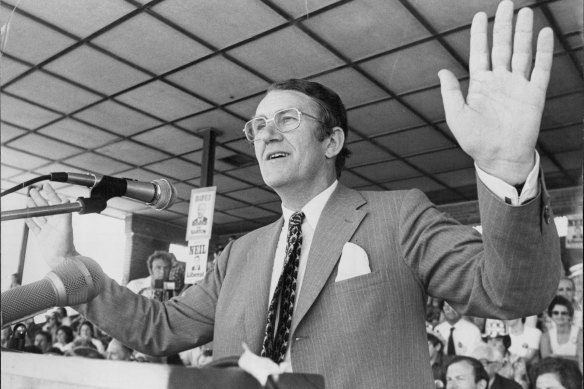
[
  {"left": 186, "top": 187, "right": 216, "bottom": 241},
  {"left": 184, "top": 239, "right": 209, "bottom": 283},
  {"left": 566, "top": 214, "right": 583, "bottom": 249}
]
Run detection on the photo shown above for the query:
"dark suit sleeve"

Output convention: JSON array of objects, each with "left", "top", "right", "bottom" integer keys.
[
  {"left": 74, "top": 242, "right": 233, "bottom": 356},
  {"left": 399, "top": 174, "right": 561, "bottom": 318}
]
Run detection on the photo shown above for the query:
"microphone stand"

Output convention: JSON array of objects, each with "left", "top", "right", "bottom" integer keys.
[{"left": 1, "top": 197, "right": 108, "bottom": 221}]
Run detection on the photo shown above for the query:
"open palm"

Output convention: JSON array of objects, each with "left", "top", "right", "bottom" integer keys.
[{"left": 439, "top": 1, "right": 553, "bottom": 185}]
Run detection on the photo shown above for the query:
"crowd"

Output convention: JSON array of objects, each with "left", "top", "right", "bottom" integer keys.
[
  {"left": 2, "top": 247, "right": 233, "bottom": 367},
  {"left": 426, "top": 264, "right": 583, "bottom": 388},
  {"left": 2, "top": 254, "right": 581, "bottom": 389}
]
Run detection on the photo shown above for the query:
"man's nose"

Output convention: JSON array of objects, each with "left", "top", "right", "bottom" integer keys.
[{"left": 259, "top": 120, "right": 282, "bottom": 143}]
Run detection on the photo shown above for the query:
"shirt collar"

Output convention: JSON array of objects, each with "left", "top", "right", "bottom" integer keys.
[{"left": 281, "top": 180, "right": 338, "bottom": 229}]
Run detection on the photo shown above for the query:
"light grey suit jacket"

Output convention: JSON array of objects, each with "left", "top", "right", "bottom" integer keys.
[{"left": 77, "top": 179, "right": 561, "bottom": 389}]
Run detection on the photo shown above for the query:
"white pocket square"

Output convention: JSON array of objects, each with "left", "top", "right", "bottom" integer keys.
[{"left": 335, "top": 242, "right": 371, "bottom": 282}]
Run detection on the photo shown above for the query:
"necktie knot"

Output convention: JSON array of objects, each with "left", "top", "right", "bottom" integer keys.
[{"left": 289, "top": 211, "right": 304, "bottom": 229}]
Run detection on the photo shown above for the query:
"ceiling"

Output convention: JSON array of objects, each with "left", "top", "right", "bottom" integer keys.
[{"left": 1, "top": 0, "right": 582, "bottom": 237}]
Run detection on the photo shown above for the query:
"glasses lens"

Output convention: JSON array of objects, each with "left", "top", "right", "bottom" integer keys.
[
  {"left": 244, "top": 118, "right": 266, "bottom": 141},
  {"left": 275, "top": 109, "right": 300, "bottom": 132}
]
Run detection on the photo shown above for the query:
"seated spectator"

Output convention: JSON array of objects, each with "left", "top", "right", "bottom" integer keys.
[
  {"left": 42, "top": 310, "right": 62, "bottom": 341},
  {"left": 482, "top": 319, "right": 528, "bottom": 388},
  {"left": 445, "top": 355, "right": 489, "bottom": 389},
  {"left": 556, "top": 276, "right": 583, "bottom": 329},
  {"left": 529, "top": 357, "right": 582, "bottom": 389},
  {"left": 106, "top": 338, "right": 133, "bottom": 361},
  {"left": 506, "top": 318, "right": 541, "bottom": 366},
  {"left": 435, "top": 302, "right": 482, "bottom": 357},
  {"left": 428, "top": 330, "right": 447, "bottom": 388},
  {"left": 75, "top": 321, "right": 105, "bottom": 354},
  {"left": 540, "top": 296, "right": 583, "bottom": 366},
  {"left": 53, "top": 325, "right": 74, "bottom": 352},
  {"left": 33, "top": 330, "right": 52, "bottom": 354},
  {"left": 7, "top": 323, "right": 27, "bottom": 351},
  {"left": 470, "top": 343, "right": 521, "bottom": 389}
]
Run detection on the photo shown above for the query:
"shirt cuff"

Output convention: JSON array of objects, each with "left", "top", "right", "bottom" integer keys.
[{"left": 475, "top": 152, "right": 540, "bottom": 206}]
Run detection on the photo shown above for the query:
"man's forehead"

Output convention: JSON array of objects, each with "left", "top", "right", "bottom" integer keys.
[{"left": 255, "top": 90, "right": 315, "bottom": 116}]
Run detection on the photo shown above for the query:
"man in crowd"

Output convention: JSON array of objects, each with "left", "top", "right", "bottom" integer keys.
[
  {"left": 445, "top": 356, "right": 489, "bottom": 389},
  {"left": 436, "top": 302, "right": 482, "bottom": 357},
  {"left": 26, "top": 2, "right": 561, "bottom": 387},
  {"left": 471, "top": 343, "right": 521, "bottom": 389},
  {"left": 33, "top": 331, "right": 52, "bottom": 354},
  {"left": 557, "top": 276, "right": 583, "bottom": 328},
  {"left": 126, "top": 250, "right": 173, "bottom": 300}
]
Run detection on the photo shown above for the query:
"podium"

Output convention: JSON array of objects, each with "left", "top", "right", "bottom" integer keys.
[{"left": 1, "top": 351, "right": 324, "bottom": 389}]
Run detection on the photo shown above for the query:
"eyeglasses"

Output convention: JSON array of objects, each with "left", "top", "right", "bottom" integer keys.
[
  {"left": 551, "top": 310, "right": 569, "bottom": 316},
  {"left": 242, "top": 107, "right": 322, "bottom": 142}
]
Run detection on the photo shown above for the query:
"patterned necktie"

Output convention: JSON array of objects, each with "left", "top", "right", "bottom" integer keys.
[
  {"left": 447, "top": 327, "right": 456, "bottom": 355},
  {"left": 261, "top": 211, "right": 305, "bottom": 363}
]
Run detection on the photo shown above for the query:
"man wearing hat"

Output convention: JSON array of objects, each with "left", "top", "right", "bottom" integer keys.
[{"left": 480, "top": 320, "right": 527, "bottom": 389}]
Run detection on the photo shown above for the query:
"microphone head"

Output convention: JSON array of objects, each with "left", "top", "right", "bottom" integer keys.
[
  {"left": 51, "top": 256, "right": 106, "bottom": 306},
  {"left": 151, "top": 179, "right": 177, "bottom": 210}
]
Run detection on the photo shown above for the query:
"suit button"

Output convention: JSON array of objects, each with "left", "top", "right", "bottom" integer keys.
[{"left": 544, "top": 205, "right": 551, "bottom": 224}]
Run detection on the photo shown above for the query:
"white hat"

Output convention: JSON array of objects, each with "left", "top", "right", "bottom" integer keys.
[{"left": 482, "top": 319, "right": 508, "bottom": 338}]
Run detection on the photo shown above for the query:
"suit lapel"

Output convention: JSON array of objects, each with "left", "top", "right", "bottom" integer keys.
[
  {"left": 291, "top": 184, "right": 367, "bottom": 333},
  {"left": 244, "top": 217, "right": 283, "bottom": 353}
]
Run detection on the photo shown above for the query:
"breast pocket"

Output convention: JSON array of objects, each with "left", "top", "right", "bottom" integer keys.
[{"left": 329, "top": 270, "right": 385, "bottom": 295}]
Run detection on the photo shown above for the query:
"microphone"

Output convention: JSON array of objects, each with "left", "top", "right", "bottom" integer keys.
[
  {"left": 1, "top": 256, "right": 106, "bottom": 327},
  {"left": 49, "top": 172, "right": 177, "bottom": 210}
]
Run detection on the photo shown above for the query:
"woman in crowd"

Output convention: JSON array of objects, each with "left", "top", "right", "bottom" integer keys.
[
  {"left": 53, "top": 325, "right": 74, "bottom": 352},
  {"left": 506, "top": 318, "right": 542, "bottom": 366},
  {"left": 540, "top": 296, "right": 583, "bottom": 369},
  {"left": 76, "top": 321, "right": 105, "bottom": 354}
]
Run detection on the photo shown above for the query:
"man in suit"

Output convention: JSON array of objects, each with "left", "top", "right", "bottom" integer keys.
[{"left": 26, "top": 2, "right": 561, "bottom": 388}]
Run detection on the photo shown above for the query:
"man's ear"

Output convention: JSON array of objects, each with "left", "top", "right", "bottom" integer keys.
[
  {"left": 477, "top": 379, "right": 488, "bottom": 389},
  {"left": 324, "top": 126, "right": 345, "bottom": 159}
]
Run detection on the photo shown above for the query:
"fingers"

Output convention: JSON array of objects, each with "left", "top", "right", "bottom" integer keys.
[
  {"left": 531, "top": 27, "right": 554, "bottom": 93},
  {"left": 491, "top": 0, "right": 514, "bottom": 71},
  {"left": 512, "top": 7, "right": 534, "bottom": 79},
  {"left": 438, "top": 69, "right": 465, "bottom": 122},
  {"left": 469, "top": 11, "right": 489, "bottom": 76}
]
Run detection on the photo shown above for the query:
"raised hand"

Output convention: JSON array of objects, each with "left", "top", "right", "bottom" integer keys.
[
  {"left": 25, "top": 183, "right": 78, "bottom": 269},
  {"left": 438, "top": 0, "right": 553, "bottom": 185}
]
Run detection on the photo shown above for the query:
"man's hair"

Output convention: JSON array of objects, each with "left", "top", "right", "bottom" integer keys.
[
  {"left": 267, "top": 79, "right": 351, "bottom": 178},
  {"left": 146, "top": 251, "right": 173, "bottom": 272},
  {"left": 529, "top": 357, "right": 583, "bottom": 389},
  {"left": 447, "top": 356, "right": 489, "bottom": 384},
  {"left": 547, "top": 295, "right": 574, "bottom": 318}
]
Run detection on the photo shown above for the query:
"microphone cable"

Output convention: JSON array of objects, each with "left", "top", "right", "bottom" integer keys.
[{"left": 0, "top": 175, "right": 51, "bottom": 197}]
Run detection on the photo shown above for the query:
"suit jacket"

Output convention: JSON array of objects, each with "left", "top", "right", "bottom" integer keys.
[
  {"left": 491, "top": 374, "right": 522, "bottom": 389},
  {"left": 77, "top": 179, "right": 560, "bottom": 389}
]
